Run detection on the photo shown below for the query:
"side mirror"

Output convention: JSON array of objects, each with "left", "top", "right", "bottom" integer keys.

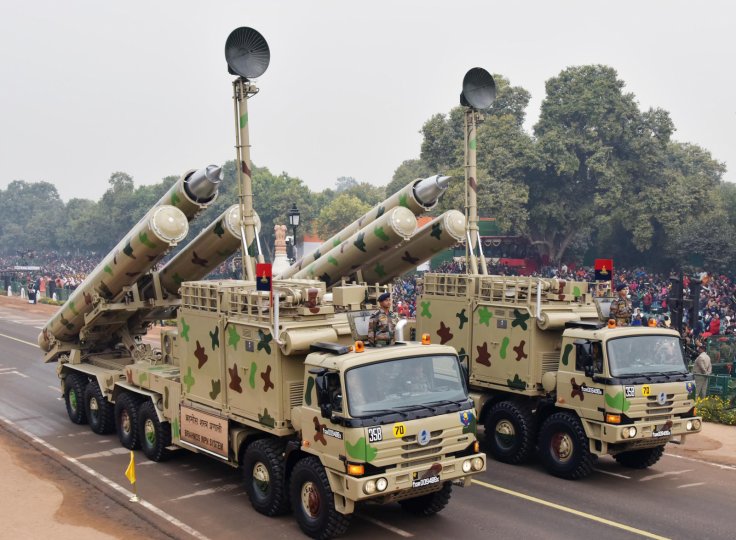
[{"left": 458, "top": 353, "right": 469, "bottom": 380}]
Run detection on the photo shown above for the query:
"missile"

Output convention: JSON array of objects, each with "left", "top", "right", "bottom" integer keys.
[
  {"left": 158, "top": 205, "right": 261, "bottom": 296},
  {"left": 292, "top": 207, "right": 417, "bottom": 288},
  {"left": 38, "top": 205, "right": 189, "bottom": 351},
  {"left": 278, "top": 174, "right": 451, "bottom": 278},
  {"left": 360, "top": 210, "right": 466, "bottom": 283}
]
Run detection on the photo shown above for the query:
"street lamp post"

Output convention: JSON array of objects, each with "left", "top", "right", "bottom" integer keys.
[{"left": 288, "top": 203, "right": 300, "bottom": 261}]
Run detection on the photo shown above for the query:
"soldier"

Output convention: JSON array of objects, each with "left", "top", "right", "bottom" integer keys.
[
  {"left": 609, "top": 283, "right": 633, "bottom": 326},
  {"left": 368, "top": 292, "right": 398, "bottom": 347},
  {"left": 693, "top": 345, "right": 712, "bottom": 398}
]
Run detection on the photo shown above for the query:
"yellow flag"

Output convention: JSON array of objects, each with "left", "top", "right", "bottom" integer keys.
[{"left": 125, "top": 451, "right": 136, "bottom": 485}]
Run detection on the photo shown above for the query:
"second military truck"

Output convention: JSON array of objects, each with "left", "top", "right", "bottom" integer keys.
[{"left": 415, "top": 273, "right": 701, "bottom": 479}]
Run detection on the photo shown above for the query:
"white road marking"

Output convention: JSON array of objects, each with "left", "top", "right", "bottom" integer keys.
[
  {"left": 76, "top": 447, "right": 135, "bottom": 459},
  {"left": 172, "top": 484, "right": 239, "bottom": 501},
  {"left": 677, "top": 482, "right": 705, "bottom": 489},
  {"left": 48, "top": 385, "right": 60, "bottom": 393},
  {"left": 594, "top": 468, "right": 631, "bottom": 479},
  {"left": 0, "top": 370, "right": 29, "bottom": 378},
  {"left": 665, "top": 452, "right": 736, "bottom": 471},
  {"left": 0, "top": 414, "right": 211, "bottom": 540},
  {"left": 357, "top": 515, "right": 414, "bottom": 537},
  {"left": 639, "top": 469, "right": 692, "bottom": 482}
]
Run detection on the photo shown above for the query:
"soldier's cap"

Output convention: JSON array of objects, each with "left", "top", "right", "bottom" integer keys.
[
  {"left": 616, "top": 283, "right": 628, "bottom": 292},
  {"left": 378, "top": 292, "right": 391, "bottom": 302}
]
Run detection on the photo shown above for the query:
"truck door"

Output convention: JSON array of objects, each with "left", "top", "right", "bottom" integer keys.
[
  {"left": 302, "top": 370, "right": 347, "bottom": 472},
  {"left": 556, "top": 338, "right": 605, "bottom": 422}
]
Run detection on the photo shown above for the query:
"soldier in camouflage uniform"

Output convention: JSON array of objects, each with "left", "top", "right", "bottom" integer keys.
[
  {"left": 368, "top": 292, "right": 398, "bottom": 347},
  {"left": 609, "top": 283, "right": 633, "bottom": 326}
]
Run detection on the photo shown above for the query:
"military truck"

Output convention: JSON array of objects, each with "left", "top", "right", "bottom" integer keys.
[
  {"left": 414, "top": 273, "right": 702, "bottom": 479},
  {"left": 37, "top": 26, "right": 486, "bottom": 539}
]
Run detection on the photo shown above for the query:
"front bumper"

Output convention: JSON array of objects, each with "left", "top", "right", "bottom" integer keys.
[
  {"left": 599, "top": 416, "right": 702, "bottom": 448},
  {"left": 339, "top": 452, "right": 486, "bottom": 503}
]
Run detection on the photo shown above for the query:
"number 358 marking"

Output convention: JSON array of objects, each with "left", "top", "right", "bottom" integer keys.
[{"left": 368, "top": 427, "right": 383, "bottom": 443}]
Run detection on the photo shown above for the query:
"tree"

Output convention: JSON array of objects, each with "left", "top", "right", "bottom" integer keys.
[
  {"left": 315, "top": 194, "right": 371, "bottom": 240},
  {"left": 335, "top": 176, "right": 358, "bottom": 192}
]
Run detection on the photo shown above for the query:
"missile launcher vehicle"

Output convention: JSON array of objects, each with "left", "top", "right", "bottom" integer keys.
[
  {"left": 414, "top": 68, "right": 702, "bottom": 480},
  {"left": 40, "top": 27, "right": 486, "bottom": 539}
]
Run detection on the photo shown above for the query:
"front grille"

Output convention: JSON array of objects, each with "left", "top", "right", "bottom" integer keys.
[
  {"left": 645, "top": 394, "right": 674, "bottom": 421},
  {"left": 400, "top": 430, "right": 443, "bottom": 463}
]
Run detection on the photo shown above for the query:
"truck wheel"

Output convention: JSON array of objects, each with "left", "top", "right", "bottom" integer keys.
[
  {"left": 484, "top": 401, "right": 536, "bottom": 464},
  {"left": 614, "top": 446, "right": 664, "bottom": 469},
  {"left": 115, "top": 393, "right": 142, "bottom": 449},
  {"left": 138, "top": 400, "right": 171, "bottom": 462},
  {"left": 290, "top": 457, "right": 351, "bottom": 540},
  {"left": 399, "top": 481, "right": 452, "bottom": 516},
  {"left": 242, "top": 439, "right": 289, "bottom": 516},
  {"left": 538, "top": 412, "right": 594, "bottom": 480},
  {"left": 84, "top": 381, "right": 114, "bottom": 434},
  {"left": 64, "top": 373, "right": 88, "bottom": 425}
]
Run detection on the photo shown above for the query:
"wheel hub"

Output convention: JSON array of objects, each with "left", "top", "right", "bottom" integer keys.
[
  {"left": 301, "top": 481, "right": 320, "bottom": 518},
  {"left": 253, "top": 462, "right": 270, "bottom": 494},
  {"left": 551, "top": 432, "right": 573, "bottom": 462},
  {"left": 495, "top": 419, "right": 516, "bottom": 448},
  {"left": 121, "top": 410, "right": 132, "bottom": 434},
  {"left": 145, "top": 419, "right": 156, "bottom": 444}
]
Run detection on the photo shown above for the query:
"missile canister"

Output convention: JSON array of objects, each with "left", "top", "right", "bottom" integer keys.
[
  {"left": 158, "top": 205, "right": 261, "bottom": 296},
  {"left": 360, "top": 210, "right": 466, "bottom": 284},
  {"left": 159, "top": 165, "right": 222, "bottom": 221},
  {"left": 278, "top": 174, "right": 450, "bottom": 278},
  {"left": 292, "top": 207, "right": 417, "bottom": 288},
  {"left": 38, "top": 205, "right": 189, "bottom": 351}
]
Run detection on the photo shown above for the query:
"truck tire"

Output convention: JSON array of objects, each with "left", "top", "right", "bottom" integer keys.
[
  {"left": 399, "top": 481, "right": 452, "bottom": 516},
  {"left": 138, "top": 400, "right": 172, "bottom": 462},
  {"left": 538, "top": 412, "right": 594, "bottom": 480},
  {"left": 242, "top": 439, "right": 290, "bottom": 516},
  {"left": 614, "top": 446, "right": 665, "bottom": 469},
  {"left": 484, "top": 401, "right": 536, "bottom": 464},
  {"left": 115, "top": 393, "right": 142, "bottom": 449},
  {"left": 289, "top": 457, "right": 351, "bottom": 540},
  {"left": 64, "top": 373, "right": 88, "bottom": 425},
  {"left": 84, "top": 381, "right": 115, "bottom": 434}
]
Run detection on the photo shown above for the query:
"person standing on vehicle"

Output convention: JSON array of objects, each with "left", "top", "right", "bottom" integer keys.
[
  {"left": 693, "top": 345, "right": 712, "bottom": 398},
  {"left": 609, "top": 284, "right": 633, "bottom": 326},
  {"left": 368, "top": 292, "right": 397, "bottom": 347}
]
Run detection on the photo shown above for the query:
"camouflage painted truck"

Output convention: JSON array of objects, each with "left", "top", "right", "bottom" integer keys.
[{"left": 414, "top": 274, "right": 702, "bottom": 479}]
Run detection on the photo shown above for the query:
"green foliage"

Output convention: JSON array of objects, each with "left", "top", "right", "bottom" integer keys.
[
  {"left": 315, "top": 193, "right": 371, "bottom": 240},
  {"left": 696, "top": 395, "right": 736, "bottom": 425}
]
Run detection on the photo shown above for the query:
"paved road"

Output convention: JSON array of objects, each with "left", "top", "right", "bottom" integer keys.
[{"left": 1, "top": 313, "right": 734, "bottom": 540}]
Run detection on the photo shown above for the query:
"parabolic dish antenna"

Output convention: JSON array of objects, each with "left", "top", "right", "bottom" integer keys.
[
  {"left": 460, "top": 68, "right": 496, "bottom": 110},
  {"left": 225, "top": 27, "right": 270, "bottom": 79}
]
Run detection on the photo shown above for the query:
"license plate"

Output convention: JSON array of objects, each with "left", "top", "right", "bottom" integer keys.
[
  {"left": 412, "top": 475, "right": 440, "bottom": 489},
  {"left": 652, "top": 428, "right": 672, "bottom": 438}
]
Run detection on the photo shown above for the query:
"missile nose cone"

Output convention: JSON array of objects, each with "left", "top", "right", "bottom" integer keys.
[
  {"left": 413, "top": 174, "right": 453, "bottom": 206},
  {"left": 185, "top": 164, "right": 223, "bottom": 202}
]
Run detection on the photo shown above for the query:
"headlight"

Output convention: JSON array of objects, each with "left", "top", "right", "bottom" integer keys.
[
  {"left": 628, "top": 426, "right": 637, "bottom": 438},
  {"left": 462, "top": 459, "right": 472, "bottom": 473},
  {"left": 686, "top": 420, "right": 693, "bottom": 431},
  {"left": 376, "top": 477, "right": 388, "bottom": 492},
  {"left": 364, "top": 480, "right": 376, "bottom": 494},
  {"left": 693, "top": 419, "right": 702, "bottom": 430},
  {"left": 471, "top": 457, "right": 484, "bottom": 471}
]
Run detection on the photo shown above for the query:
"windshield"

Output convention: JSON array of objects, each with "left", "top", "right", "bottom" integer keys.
[
  {"left": 345, "top": 355, "right": 467, "bottom": 418},
  {"left": 607, "top": 335, "right": 688, "bottom": 377}
]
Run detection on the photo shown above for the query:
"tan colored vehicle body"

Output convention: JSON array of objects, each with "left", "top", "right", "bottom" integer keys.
[
  {"left": 415, "top": 273, "right": 702, "bottom": 479},
  {"left": 44, "top": 274, "right": 484, "bottom": 538}
]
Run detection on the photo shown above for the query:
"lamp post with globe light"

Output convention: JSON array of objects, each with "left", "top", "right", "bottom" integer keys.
[{"left": 288, "top": 203, "right": 300, "bottom": 261}]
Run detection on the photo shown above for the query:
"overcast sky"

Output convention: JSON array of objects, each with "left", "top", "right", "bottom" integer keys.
[{"left": 1, "top": 0, "right": 733, "bottom": 202}]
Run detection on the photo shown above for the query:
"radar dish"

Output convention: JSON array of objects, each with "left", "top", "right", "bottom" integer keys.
[
  {"left": 225, "top": 27, "right": 270, "bottom": 79},
  {"left": 460, "top": 68, "right": 496, "bottom": 110}
]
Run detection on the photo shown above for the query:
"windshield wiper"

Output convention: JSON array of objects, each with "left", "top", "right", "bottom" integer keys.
[
  {"left": 360, "top": 408, "right": 409, "bottom": 418},
  {"left": 426, "top": 399, "right": 464, "bottom": 408}
]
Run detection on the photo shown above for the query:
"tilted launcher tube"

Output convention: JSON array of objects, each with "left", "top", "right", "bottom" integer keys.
[
  {"left": 38, "top": 205, "right": 189, "bottom": 351},
  {"left": 292, "top": 207, "right": 417, "bottom": 288},
  {"left": 360, "top": 210, "right": 466, "bottom": 283},
  {"left": 278, "top": 175, "right": 450, "bottom": 279}
]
